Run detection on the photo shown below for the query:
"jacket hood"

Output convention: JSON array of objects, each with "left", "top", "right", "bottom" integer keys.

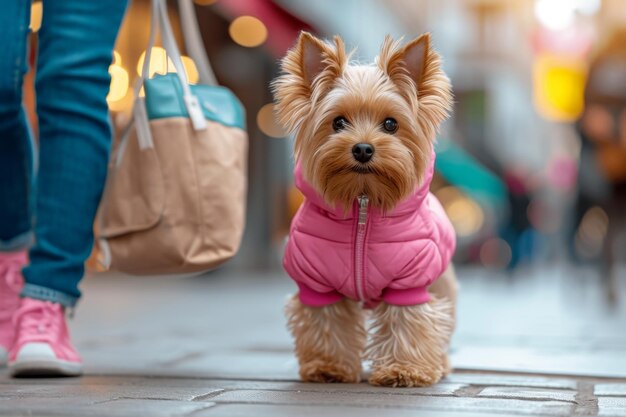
[{"left": 295, "top": 150, "right": 436, "bottom": 219}]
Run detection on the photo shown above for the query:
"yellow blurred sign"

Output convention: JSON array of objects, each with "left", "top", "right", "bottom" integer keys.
[{"left": 533, "top": 54, "right": 587, "bottom": 122}]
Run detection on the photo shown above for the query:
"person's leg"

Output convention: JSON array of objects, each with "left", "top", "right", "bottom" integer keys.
[
  {"left": 0, "top": 0, "right": 34, "bottom": 365},
  {"left": 22, "top": 0, "right": 128, "bottom": 306},
  {"left": 9, "top": 0, "right": 128, "bottom": 377}
]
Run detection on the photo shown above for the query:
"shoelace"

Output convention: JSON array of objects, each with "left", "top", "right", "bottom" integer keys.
[
  {"left": 0, "top": 260, "right": 23, "bottom": 321},
  {"left": 12, "top": 301, "right": 63, "bottom": 344}
]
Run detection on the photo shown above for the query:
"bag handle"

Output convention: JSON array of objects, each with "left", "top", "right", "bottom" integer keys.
[
  {"left": 136, "top": 0, "right": 159, "bottom": 91},
  {"left": 138, "top": 0, "right": 206, "bottom": 131},
  {"left": 115, "top": 0, "right": 208, "bottom": 167},
  {"left": 177, "top": 0, "right": 218, "bottom": 86}
]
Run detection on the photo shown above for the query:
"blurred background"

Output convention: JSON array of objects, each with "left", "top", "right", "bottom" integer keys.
[{"left": 22, "top": 0, "right": 626, "bottom": 301}]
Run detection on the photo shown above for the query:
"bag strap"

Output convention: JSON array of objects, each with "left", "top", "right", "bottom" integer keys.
[
  {"left": 158, "top": 0, "right": 207, "bottom": 130},
  {"left": 135, "top": 0, "right": 159, "bottom": 95},
  {"left": 115, "top": 0, "right": 208, "bottom": 167},
  {"left": 136, "top": 0, "right": 206, "bottom": 131},
  {"left": 177, "top": 0, "right": 218, "bottom": 86}
]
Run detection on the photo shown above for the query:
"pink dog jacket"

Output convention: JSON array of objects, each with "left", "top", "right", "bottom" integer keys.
[{"left": 283, "top": 152, "right": 456, "bottom": 308}]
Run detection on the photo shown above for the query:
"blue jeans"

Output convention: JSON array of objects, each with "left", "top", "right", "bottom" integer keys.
[{"left": 0, "top": 0, "right": 127, "bottom": 307}]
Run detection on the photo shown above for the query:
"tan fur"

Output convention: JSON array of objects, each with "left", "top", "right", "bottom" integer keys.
[
  {"left": 365, "top": 266, "right": 458, "bottom": 387},
  {"left": 275, "top": 32, "right": 456, "bottom": 387},
  {"left": 286, "top": 295, "right": 366, "bottom": 383},
  {"left": 430, "top": 264, "right": 458, "bottom": 378},
  {"left": 429, "top": 264, "right": 458, "bottom": 325},
  {"left": 366, "top": 291, "right": 455, "bottom": 387}
]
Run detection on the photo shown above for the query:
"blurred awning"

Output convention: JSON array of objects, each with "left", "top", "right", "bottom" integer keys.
[
  {"left": 435, "top": 139, "right": 507, "bottom": 210},
  {"left": 214, "top": 0, "right": 316, "bottom": 57}
]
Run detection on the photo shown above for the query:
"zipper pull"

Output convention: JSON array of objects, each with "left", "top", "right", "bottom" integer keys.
[{"left": 358, "top": 195, "right": 369, "bottom": 225}]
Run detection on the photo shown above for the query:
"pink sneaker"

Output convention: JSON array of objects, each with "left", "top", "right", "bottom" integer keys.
[
  {"left": 8, "top": 298, "right": 83, "bottom": 377},
  {"left": 0, "top": 251, "right": 26, "bottom": 366}
]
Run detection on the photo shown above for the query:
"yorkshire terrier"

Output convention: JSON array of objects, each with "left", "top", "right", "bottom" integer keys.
[{"left": 272, "top": 32, "right": 457, "bottom": 387}]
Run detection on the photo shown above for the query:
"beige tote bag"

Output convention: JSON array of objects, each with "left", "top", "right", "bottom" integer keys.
[{"left": 97, "top": 0, "right": 247, "bottom": 275}]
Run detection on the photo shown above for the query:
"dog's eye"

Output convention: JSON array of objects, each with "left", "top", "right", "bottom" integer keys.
[
  {"left": 382, "top": 118, "right": 398, "bottom": 133},
  {"left": 332, "top": 116, "right": 348, "bottom": 132}
]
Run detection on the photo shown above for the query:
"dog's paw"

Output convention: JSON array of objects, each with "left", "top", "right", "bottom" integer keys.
[
  {"left": 369, "top": 363, "right": 443, "bottom": 387},
  {"left": 300, "top": 359, "right": 360, "bottom": 383}
]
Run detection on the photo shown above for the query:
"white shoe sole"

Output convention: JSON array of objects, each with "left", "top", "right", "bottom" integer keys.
[
  {"left": 9, "top": 359, "right": 83, "bottom": 377},
  {"left": 8, "top": 343, "right": 82, "bottom": 377}
]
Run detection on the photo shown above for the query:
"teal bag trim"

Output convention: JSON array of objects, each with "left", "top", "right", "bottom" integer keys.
[{"left": 143, "top": 73, "right": 246, "bottom": 129}]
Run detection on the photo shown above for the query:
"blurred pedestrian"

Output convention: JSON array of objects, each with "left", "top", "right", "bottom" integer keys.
[
  {"left": 0, "top": 0, "right": 127, "bottom": 377},
  {"left": 574, "top": 29, "right": 626, "bottom": 300}
]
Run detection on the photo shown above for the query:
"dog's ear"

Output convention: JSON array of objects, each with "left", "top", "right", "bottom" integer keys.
[
  {"left": 394, "top": 34, "right": 431, "bottom": 93},
  {"left": 301, "top": 32, "right": 329, "bottom": 85},
  {"left": 272, "top": 32, "right": 347, "bottom": 134},
  {"left": 378, "top": 34, "right": 453, "bottom": 141}
]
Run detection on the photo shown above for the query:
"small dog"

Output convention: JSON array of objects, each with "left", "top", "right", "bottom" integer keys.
[{"left": 272, "top": 32, "right": 458, "bottom": 387}]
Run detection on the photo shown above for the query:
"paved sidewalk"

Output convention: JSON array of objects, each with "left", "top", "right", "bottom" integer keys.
[{"left": 1, "top": 265, "right": 626, "bottom": 416}]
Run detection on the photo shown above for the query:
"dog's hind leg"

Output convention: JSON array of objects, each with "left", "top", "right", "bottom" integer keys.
[{"left": 285, "top": 294, "right": 366, "bottom": 383}]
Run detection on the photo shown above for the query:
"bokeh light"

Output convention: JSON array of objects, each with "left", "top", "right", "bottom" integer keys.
[
  {"left": 136, "top": 48, "right": 199, "bottom": 84},
  {"left": 107, "top": 51, "right": 129, "bottom": 110},
  {"left": 113, "top": 51, "right": 122, "bottom": 66},
  {"left": 480, "top": 238, "right": 513, "bottom": 269},
  {"left": 181, "top": 56, "right": 200, "bottom": 84},
  {"left": 229, "top": 16, "right": 268, "bottom": 48},
  {"left": 582, "top": 104, "right": 614, "bottom": 143},
  {"left": 288, "top": 187, "right": 305, "bottom": 220},
  {"left": 527, "top": 198, "right": 561, "bottom": 234},
  {"left": 136, "top": 47, "right": 175, "bottom": 77},
  {"left": 546, "top": 155, "right": 578, "bottom": 191},
  {"left": 534, "top": 0, "right": 601, "bottom": 31},
  {"left": 575, "top": 206, "right": 609, "bottom": 259},
  {"left": 436, "top": 186, "right": 484, "bottom": 238},
  {"left": 257, "top": 104, "right": 287, "bottom": 138},
  {"left": 30, "top": 1, "right": 43, "bottom": 33},
  {"left": 107, "top": 65, "right": 129, "bottom": 103},
  {"left": 534, "top": 0, "right": 575, "bottom": 31}
]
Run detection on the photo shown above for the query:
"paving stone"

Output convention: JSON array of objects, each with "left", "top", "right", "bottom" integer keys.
[
  {"left": 89, "top": 399, "right": 215, "bottom": 416},
  {"left": 596, "top": 384, "right": 626, "bottom": 396},
  {"left": 446, "top": 373, "right": 578, "bottom": 390},
  {"left": 206, "top": 380, "right": 466, "bottom": 396},
  {"left": 209, "top": 389, "right": 575, "bottom": 415},
  {"left": 478, "top": 386, "right": 577, "bottom": 402},
  {"left": 598, "top": 397, "right": 626, "bottom": 416},
  {"left": 0, "top": 376, "right": 223, "bottom": 402},
  {"left": 0, "top": 395, "right": 97, "bottom": 407},
  {"left": 195, "top": 403, "right": 520, "bottom": 417},
  {"left": 0, "top": 383, "right": 60, "bottom": 398},
  {"left": 0, "top": 398, "right": 214, "bottom": 417}
]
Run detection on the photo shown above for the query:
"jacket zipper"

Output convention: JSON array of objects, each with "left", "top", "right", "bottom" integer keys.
[{"left": 354, "top": 195, "right": 369, "bottom": 302}]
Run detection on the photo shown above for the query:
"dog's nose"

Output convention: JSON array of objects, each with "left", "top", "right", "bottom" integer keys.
[{"left": 352, "top": 143, "right": 374, "bottom": 163}]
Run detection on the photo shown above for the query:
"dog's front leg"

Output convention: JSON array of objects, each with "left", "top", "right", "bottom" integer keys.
[
  {"left": 285, "top": 294, "right": 366, "bottom": 383},
  {"left": 366, "top": 297, "right": 454, "bottom": 387}
]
